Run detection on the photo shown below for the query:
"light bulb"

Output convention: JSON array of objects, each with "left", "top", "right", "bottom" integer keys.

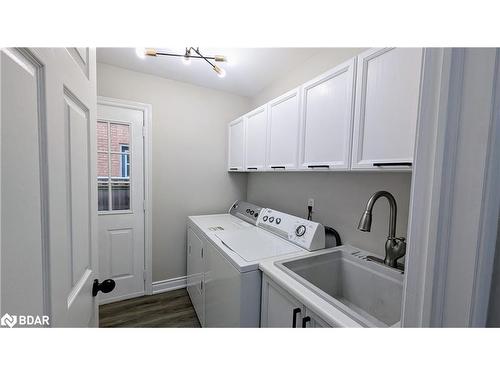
[
  {"left": 135, "top": 47, "right": 145, "bottom": 59},
  {"left": 183, "top": 55, "right": 191, "bottom": 65},
  {"left": 213, "top": 65, "right": 226, "bottom": 78}
]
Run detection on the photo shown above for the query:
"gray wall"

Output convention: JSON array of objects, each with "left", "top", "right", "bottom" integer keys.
[
  {"left": 251, "top": 48, "right": 367, "bottom": 107},
  {"left": 97, "top": 63, "right": 250, "bottom": 282},
  {"left": 247, "top": 172, "right": 412, "bottom": 258}
]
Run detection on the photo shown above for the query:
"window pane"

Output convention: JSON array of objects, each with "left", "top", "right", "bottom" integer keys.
[
  {"left": 97, "top": 121, "right": 108, "bottom": 152},
  {"left": 97, "top": 152, "right": 109, "bottom": 178},
  {"left": 110, "top": 153, "right": 131, "bottom": 179},
  {"left": 98, "top": 179, "right": 109, "bottom": 211},
  {"left": 110, "top": 123, "right": 130, "bottom": 152},
  {"left": 111, "top": 182, "right": 130, "bottom": 210}
]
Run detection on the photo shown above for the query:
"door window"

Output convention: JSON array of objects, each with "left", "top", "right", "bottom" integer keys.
[{"left": 97, "top": 121, "right": 131, "bottom": 211}]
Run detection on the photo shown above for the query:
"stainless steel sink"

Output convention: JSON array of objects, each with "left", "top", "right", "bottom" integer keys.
[{"left": 275, "top": 248, "right": 404, "bottom": 327}]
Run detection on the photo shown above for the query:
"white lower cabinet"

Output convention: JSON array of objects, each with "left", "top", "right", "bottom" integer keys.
[{"left": 261, "top": 274, "right": 334, "bottom": 328}]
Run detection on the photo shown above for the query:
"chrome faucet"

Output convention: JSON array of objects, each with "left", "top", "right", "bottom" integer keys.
[{"left": 357, "top": 191, "right": 406, "bottom": 268}]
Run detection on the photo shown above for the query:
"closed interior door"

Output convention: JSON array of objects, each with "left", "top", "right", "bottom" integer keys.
[{"left": 97, "top": 102, "right": 145, "bottom": 304}]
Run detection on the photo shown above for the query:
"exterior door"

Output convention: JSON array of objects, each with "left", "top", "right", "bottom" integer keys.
[
  {"left": 97, "top": 102, "right": 145, "bottom": 304},
  {"left": 1, "top": 48, "right": 99, "bottom": 327}
]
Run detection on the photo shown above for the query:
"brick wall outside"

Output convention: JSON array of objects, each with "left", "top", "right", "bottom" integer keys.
[{"left": 97, "top": 121, "right": 130, "bottom": 179}]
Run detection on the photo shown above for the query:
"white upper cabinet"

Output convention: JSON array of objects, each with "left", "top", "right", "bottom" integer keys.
[
  {"left": 266, "top": 88, "right": 301, "bottom": 170},
  {"left": 351, "top": 48, "right": 423, "bottom": 170},
  {"left": 244, "top": 105, "right": 268, "bottom": 171},
  {"left": 299, "top": 58, "right": 356, "bottom": 170},
  {"left": 227, "top": 117, "right": 245, "bottom": 171}
]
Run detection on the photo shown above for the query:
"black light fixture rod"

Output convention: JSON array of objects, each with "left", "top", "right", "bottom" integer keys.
[
  {"left": 155, "top": 52, "right": 218, "bottom": 61},
  {"left": 187, "top": 47, "right": 217, "bottom": 69}
]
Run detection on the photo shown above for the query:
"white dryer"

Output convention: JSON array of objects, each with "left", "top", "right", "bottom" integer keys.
[{"left": 187, "top": 201, "right": 325, "bottom": 327}]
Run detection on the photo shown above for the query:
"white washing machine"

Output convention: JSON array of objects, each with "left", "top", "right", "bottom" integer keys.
[{"left": 187, "top": 201, "right": 325, "bottom": 327}]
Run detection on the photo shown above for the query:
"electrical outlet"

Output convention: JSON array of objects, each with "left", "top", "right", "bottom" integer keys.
[{"left": 307, "top": 198, "right": 315, "bottom": 211}]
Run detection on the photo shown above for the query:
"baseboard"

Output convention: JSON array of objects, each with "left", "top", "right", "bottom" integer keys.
[{"left": 152, "top": 276, "right": 187, "bottom": 294}]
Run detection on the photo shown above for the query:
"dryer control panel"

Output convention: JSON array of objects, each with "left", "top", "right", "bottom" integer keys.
[
  {"left": 256, "top": 208, "right": 325, "bottom": 251},
  {"left": 229, "top": 200, "right": 263, "bottom": 225}
]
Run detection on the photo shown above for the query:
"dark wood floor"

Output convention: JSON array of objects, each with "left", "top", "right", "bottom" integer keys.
[{"left": 99, "top": 288, "right": 201, "bottom": 328}]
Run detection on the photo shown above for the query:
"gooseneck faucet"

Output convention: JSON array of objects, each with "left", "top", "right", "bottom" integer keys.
[{"left": 357, "top": 191, "right": 406, "bottom": 268}]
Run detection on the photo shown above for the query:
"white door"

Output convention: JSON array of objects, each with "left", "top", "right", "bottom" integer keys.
[
  {"left": 97, "top": 102, "right": 145, "bottom": 304},
  {"left": 244, "top": 105, "right": 268, "bottom": 171},
  {"left": 266, "top": 88, "right": 301, "bottom": 170},
  {"left": 1, "top": 48, "right": 99, "bottom": 327},
  {"left": 299, "top": 58, "right": 356, "bottom": 170},
  {"left": 351, "top": 48, "right": 422, "bottom": 170},
  {"left": 227, "top": 117, "right": 245, "bottom": 171}
]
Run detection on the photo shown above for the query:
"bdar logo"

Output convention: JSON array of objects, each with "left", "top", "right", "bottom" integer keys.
[{"left": 1, "top": 313, "right": 17, "bottom": 328}]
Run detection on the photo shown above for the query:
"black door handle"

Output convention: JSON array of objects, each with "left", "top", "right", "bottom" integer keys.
[
  {"left": 92, "top": 279, "right": 116, "bottom": 297},
  {"left": 302, "top": 316, "right": 311, "bottom": 328},
  {"left": 292, "top": 307, "right": 301, "bottom": 328}
]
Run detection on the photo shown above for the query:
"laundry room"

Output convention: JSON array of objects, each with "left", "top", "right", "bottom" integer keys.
[
  {"left": 3, "top": 3, "right": 500, "bottom": 374},
  {"left": 91, "top": 47, "right": 418, "bottom": 328},
  {"left": 2, "top": 42, "right": 499, "bottom": 335}
]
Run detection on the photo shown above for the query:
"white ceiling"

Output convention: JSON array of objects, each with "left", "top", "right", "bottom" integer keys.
[{"left": 96, "top": 48, "right": 323, "bottom": 97}]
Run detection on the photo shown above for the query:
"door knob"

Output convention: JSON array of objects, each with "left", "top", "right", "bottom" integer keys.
[{"left": 92, "top": 279, "right": 116, "bottom": 297}]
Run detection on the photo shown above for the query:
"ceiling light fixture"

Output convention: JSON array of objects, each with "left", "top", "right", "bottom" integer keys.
[
  {"left": 140, "top": 47, "right": 227, "bottom": 77},
  {"left": 135, "top": 47, "right": 146, "bottom": 59},
  {"left": 182, "top": 47, "right": 191, "bottom": 65}
]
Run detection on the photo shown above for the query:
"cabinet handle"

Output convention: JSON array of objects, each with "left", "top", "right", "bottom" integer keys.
[
  {"left": 201, "top": 247, "right": 204, "bottom": 258},
  {"left": 307, "top": 165, "right": 330, "bottom": 169},
  {"left": 229, "top": 167, "right": 238, "bottom": 171},
  {"left": 302, "top": 316, "right": 311, "bottom": 328},
  {"left": 247, "top": 167, "right": 258, "bottom": 170},
  {"left": 292, "top": 307, "right": 301, "bottom": 328},
  {"left": 200, "top": 280, "right": 203, "bottom": 291},
  {"left": 373, "top": 162, "right": 412, "bottom": 167},
  {"left": 270, "top": 166, "right": 286, "bottom": 169}
]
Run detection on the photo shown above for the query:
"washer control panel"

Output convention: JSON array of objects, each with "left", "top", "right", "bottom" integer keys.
[{"left": 256, "top": 208, "right": 325, "bottom": 251}]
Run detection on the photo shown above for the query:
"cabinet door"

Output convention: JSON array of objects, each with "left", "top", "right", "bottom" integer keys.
[
  {"left": 266, "top": 88, "right": 301, "bottom": 170},
  {"left": 352, "top": 48, "right": 423, "bottom": 170},
  {"left": 186, "top": 227, "right": 204, "bottom": 325},
  {"left": 299, "top": 58, "right": 356, "bottom": 170},
  {"left": 304, "top": 308, "right": 334, "bottom": 328},
  {"left": 261, "top": 275, "right": 304, "bottom": 327},
  {"left": 245, "top": 105, "right": 268, "bottom": 171},
  {"left": 227, "top": 117, "right": 245, "bottom": 171}
]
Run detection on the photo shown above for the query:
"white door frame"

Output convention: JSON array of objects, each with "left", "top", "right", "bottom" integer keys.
[
  {"left": 97, "top": 96, "right": 153, "bottom": 296},
  {"left": 402, "top": 48, "right": 500, "bottom": 327}
]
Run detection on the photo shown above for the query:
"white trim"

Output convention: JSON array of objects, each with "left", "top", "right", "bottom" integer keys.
[
  {"left": 469, "top": 49, "right": 500, "bottom": 326},
  {"left": 152, "top": 276, "right": 187, "bottom": 294},
  {"left": 97, "top": 96, "right": 153, "bottom": 296},
  {"left": 402, "top": 48, "right": 500, "bottom": 327}
]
